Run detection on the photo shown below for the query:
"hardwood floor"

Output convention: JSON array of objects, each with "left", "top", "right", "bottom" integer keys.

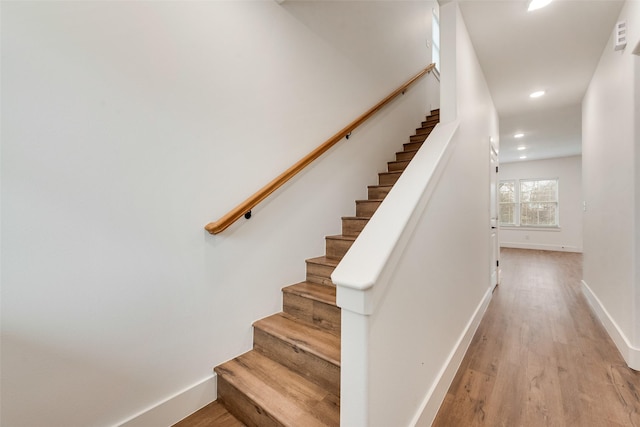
[
  {"left": 433, "top": 248, "right": 640, "bottom": 427},
  {"left": 173, "top": 402, "right": 244, "bottom": 427}
]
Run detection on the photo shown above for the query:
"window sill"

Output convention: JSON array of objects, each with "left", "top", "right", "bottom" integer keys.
[{"left": 500, "top": 226, "right": 561, "bottom": 232}]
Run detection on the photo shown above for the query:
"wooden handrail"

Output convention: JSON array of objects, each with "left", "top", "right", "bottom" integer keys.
[{"left": 205, "top": 63, "right": 436, "bottom": 234}]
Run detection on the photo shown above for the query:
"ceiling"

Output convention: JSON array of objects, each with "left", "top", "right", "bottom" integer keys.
[{"left": 457, "top": 0, "right": 624, "bottom": 163}]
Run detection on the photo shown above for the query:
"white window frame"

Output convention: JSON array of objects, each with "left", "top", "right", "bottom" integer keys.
[
  {"left": 499, "top": 178, "right": 560, "bottom": 228},
  {"left": 432, "top": 9, "right": 440, "bottom": 72},
  {"left": 499, "top": 180, "right": 517, "bottom": 226}
]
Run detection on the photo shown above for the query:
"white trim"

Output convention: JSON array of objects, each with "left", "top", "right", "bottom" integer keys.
[
  {"left": 116, "top": 375, "right": 216, "bottom": 427},
  {"left": 581, "top": 280, "right": 640, "bottom": 371},
  {"left": 410, "top": 285, "right": 495, "bottom": 426},
  {"left": 500, "top": 242, "right": 582, "bottom": 253},
  {"left": 339, "top": 310, "right": 370, "bottom": 427},
  {"left": 500, "top": 226, "right": 561, "bottom": 232}
]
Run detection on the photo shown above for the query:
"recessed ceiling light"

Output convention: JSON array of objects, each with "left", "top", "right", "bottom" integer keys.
[
  {"left": 514, "top": 133, "right": 524, "bottom": 138},
  {"left": 528, "top": 0, "right": 552, "bottom": 12},
  {"left": 530, "top": 90, "right": 545, "bottom": 98},
  {"left": 520, "top": 156, "right": 528, "bottom": 160},
  {"left": 517, "top": 146, "right": 526, "bottom": 151}
]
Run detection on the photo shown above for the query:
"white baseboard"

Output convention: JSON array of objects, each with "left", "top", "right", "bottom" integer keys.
[
  {"left": 581, "top": 280, "right": 640, "bottom": 371},
  {"left": 410, "top": 285, "right": 495, "bottom": 426},
  {"left": 500, "top": 242, "right": 582, "bottom": 253},
  {"left": 116, "top": 375, "right": 216, "bottom": 427}
]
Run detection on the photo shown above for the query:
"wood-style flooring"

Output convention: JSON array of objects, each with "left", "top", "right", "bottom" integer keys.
[
  {"left": 172, "top": 402, "right": 244, "bottom": 427},
  {"left": 433, "top": 248, "right": 640, "bottom": 427}
]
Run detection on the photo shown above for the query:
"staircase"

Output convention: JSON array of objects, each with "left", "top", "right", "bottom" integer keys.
[{"left": 174, "top": 109, "right": 440, "bottom": 427}]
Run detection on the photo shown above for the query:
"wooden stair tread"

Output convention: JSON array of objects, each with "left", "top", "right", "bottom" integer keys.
[
  {"left": 396, "top": 149, "right": 418, "bottom": 155},
  {"left": 172, "top": 401, "right": 245, "bottom": 427},
  {"left": 325, "top": 233, "right": 357, "bottom": 259},
  {"left": 355, "top": 199, "right": 382, "bottom": 217},
  {"left": 379, "top": 171, "right": 403, "bottom": 180},
  {"left": 306, "top": 256, "right": 340, "bottom": 268},
  {"left": 378, "top": 170, "right": 403, "bottom": 186},
  {"left": 254, "top": 313, "right": 340, "bottom": 366},
  {"left": 418, "top": 122, "right": 437, "bottom": 128},
  {"left": 215, "top": 351, "right": 339, "bottom": 427},
  {"left": 416, "top": 127, "right": 436, "bottom": 135},
  {"left": 283, "top": 281, "right": 336, "bottom": 306},
  {"left": 305, "top": 256, "right": 339, "bottom": 285},
  {"left": 368, "top": 187, "right": 392, "bottom": 199},
  {"left": 341, "top": 217, "right": 370, "bottom": 238},
  {"left": 403, "top": 141, "right": 423, "bottom": 150},
  {"left": 387, "top": 160, "right": 409, "bottom": 172},
  {"left": 325, "top": 234, "right": 356, "bottom": 242},
  {"left": 378, "top": 171, "right": 403, "bottom": 180},
  {"left": 395, "top": 151, "right": 418, "bottom": 162}
]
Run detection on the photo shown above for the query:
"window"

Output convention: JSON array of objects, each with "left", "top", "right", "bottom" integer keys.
[
  {"left": 519, "top": 179, "right": 558, "bottom": 226},
  {"left": 499, "top": 181, "right": 517, "bottom": 226},
  {"left": 432, "top": 9, "right": 440, "bottom": 72},
  {"left": 499, "top": 178, "right": 559, "bottom": 227}
]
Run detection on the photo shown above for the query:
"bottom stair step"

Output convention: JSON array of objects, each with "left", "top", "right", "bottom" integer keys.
[
  {"left": 215, "top": 351, "right": 339, "bottom": 427},
  {"left": 253, "top": 313, "right": 340, "bottom": 395}
]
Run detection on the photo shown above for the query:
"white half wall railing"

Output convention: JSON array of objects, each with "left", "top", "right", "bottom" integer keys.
[
  {"left": 333, "top": 120, "right": 460, "bottom": 314},
  {"left": 332, "top": 119, "right": 495, "bottom": 426}
]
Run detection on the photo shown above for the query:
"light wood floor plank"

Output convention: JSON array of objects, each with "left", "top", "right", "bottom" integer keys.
[
  {"left": 172, "top": 402, "right": 245, "bottom": 427},
  {"left": 433, "top": 248, "right": 640, "bottom": 427}
]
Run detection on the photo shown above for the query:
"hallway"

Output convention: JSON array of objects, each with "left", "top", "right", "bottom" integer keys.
[{"left": 433, "top": 248, "right": 640, "bottom": 426}]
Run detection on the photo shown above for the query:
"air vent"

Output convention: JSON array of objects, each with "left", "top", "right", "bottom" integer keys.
[{"left": 614, "top": 21, "right": 627, "bottom": 51}]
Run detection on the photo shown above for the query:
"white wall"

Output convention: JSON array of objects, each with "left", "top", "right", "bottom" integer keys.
[
  {"left": 333, "top": 2, "right": 499, "bottom": 425},
  {"left": 499, "top": 156, "right": 583, "bottom": 252},
  {"left": 0, "top": 1, "right": 435, "bottom": 426},
  {"left": 582, "top": 0, "right": 640, "bottom": 368}
]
